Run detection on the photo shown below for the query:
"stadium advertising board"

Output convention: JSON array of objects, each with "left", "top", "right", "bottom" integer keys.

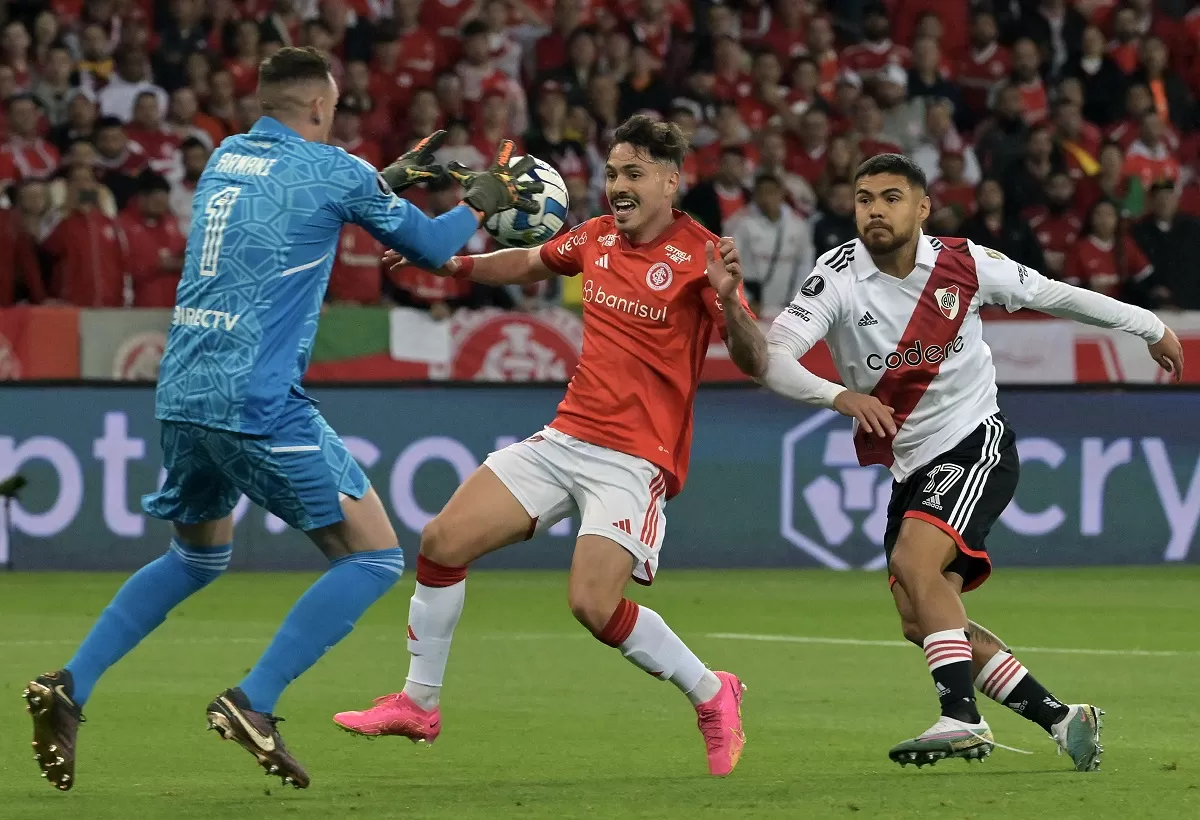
[{"left": 0, "top": 387, "right": 1196, "bottom": 571}]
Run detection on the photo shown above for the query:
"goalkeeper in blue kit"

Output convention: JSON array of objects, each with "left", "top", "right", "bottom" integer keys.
[{"left": 23, "top": 46, "right": 541, "bottom": 792}]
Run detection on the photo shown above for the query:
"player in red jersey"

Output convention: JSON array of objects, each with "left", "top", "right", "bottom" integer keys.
[
  {"left": 333, "top": 115, "right": 749, "bottom": 777},
  {"left": 716, "top": 153, "right": 1184, "bottom": 772}
]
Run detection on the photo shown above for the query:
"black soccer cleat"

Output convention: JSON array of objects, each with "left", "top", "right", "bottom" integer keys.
[
  {"left": 206, "top": 687, "right": 310, "bottom": 789},
  {"left": 24, "top": 668, "right": 85, "bottom": 791}
]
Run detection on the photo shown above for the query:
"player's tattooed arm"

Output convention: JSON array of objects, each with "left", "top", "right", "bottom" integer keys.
[{"left": 705, "top": 238, "right": 768, "bottom": 378}]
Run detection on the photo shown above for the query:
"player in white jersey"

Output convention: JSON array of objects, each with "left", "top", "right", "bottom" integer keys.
[{"left": 710, "top": 153, "right": 1185, "bottom": 771}]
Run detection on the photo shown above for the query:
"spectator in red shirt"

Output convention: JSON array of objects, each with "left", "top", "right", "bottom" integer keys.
[
  {"left": 42, "top": 161, "right": 127, "bottom": 307},
  {"left": 1107, "top": 7, "right": 1141, "bottom": 74},
  {"left": 226, "top": 19, "right": 262, "bottom": 99},
  {"left": 1124, "top": 110, "right": 1182, "bottom": 188},
  {"left": 958, "top": 10, "right": 1010, "bottom": 123},
  {"left": 126, "top": 91, "right": 182, "bottom": 178},
  {"left": 787, "top": 56, "right": 821, "bottom": 114},
  {"left": 166, "top": 86, "right": 223, "bottom": 151},
  {"left": 790, "top": 106, "right": 830, "bottom": 184},
  {"left": 367, "top": 24, "right": 414, "bottom": 114},
  {"left": 328, "top": 223, "right": 384, "bottom": 304},
  {"left": 1027, "top": 169, "right": 1084, "bottom": 279},
  {"left": 850, "top": 94, "right": 903, "bottom": 159},
  {"left": 1011, "top": 38, "right": 1049, "bottom": 125},
  {"left": 2, "top": 20, "right": 34, "bottom": 91},
  {"left": 385, "top": 176, "right": 483, "bottom": 317},
  {"left": 738, "top": 48, "right": 794, "bottom": 133},
  {"left": 396, "top": 87, "right": 442, "bottom": 156},
  {"left": 1065, "top": 198, "right": 1153, "bottom": 299},
  {"left": 929, "top": 148, "right": 977, "bottom": 223},
  {"left": 205, "top": 69, "right": 242, "bottom": 136},
  {"left": 0, "top": 94, "right": 60, "bottom": 186},
  {"left": 760, "top": 0, "right": 807, "bottom": 64},
  {"left": 121, "top": 172, "right": 185, "bottom": 307},
  {"left": 342, "top": 60, "right": 392, "bottom": 143},
  {"left": 0, "top": 179, "right": 50, "bottom": 305},
  {"left": 694, "top": 100, "right": 752, "bottom": 178},
  {"left": 841, "top": 3, "right": 911, "bottom": 82},
  {"left": 713, "top": 36, "right": 752, "bottom": 102},
  {"left": 472, "top": 89, "right": 517, "bottom": 162},
  {"left": 330, "top": 95, "right": 382, "bottom": 168},
  {"left": 534, "top": 0, "right": 585, "bottom": 75}
]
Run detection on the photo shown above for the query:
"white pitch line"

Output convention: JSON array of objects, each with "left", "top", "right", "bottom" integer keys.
[
  {"left": 705, "top": 632, "right": 1200, "bottom": 658},
  {"left": 0, "top": 632, "right": 588, "bottom": 649}
]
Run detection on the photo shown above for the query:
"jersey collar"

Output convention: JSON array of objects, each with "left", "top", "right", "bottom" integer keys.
[
  {"left": 851, "top": 232, "right": 939, "bottom": 280},
  {"left": 250, "top": 116, "right": 302, "bottom": 139}
]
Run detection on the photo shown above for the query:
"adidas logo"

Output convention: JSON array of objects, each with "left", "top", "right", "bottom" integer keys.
[
  {"left": 612, "top": 519, "right": 632, "bottom": 534},
  {"left": 922, "top": 494, "right": 943, "bottom": 510},
  {"left": 595, "top": 254, "right": 610, "bottom": 270},
  {"left": 858, "top": 311, "right": 878, "bottom": 326}
]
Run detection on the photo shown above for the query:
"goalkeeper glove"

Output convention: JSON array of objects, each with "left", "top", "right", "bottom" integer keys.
[
  {"left": 380, "top": 130, "right": 447, "bottom": 192},
  {"left": 448, "top": 140, "right": 544, "bottom": 221}
]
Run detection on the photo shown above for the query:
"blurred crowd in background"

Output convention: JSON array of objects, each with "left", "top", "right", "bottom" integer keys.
[{"left": 1, "top": 0, "right": 1200, "bottom": 319}]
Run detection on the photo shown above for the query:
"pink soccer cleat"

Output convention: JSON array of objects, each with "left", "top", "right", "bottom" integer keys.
[
  {"left": 695, "top": 671, "right": 746, "bottom": 776},
  {"left": 332, "top": 693, "right": 442, "bottom": 744}
]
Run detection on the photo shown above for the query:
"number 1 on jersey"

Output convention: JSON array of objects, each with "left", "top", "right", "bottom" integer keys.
[{"left": 199, "top": 186, "right": 242, "bottom": 277}]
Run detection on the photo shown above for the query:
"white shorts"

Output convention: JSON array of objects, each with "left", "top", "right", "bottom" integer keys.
[{"left": 484, "top": 427, "right": 668, "bottom": 585}]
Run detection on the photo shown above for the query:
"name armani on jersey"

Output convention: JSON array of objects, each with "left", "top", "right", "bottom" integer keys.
[
  {"left": 866, "top": 335, "right": 965, "bottom": 371},
  {"left": 212, "top": 153, "right": 280, "bottom": 177}
]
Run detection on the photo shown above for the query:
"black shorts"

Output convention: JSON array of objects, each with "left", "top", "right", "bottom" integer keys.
[{"left": 884, "top": 414, "right": 1019, "bottom": 592}]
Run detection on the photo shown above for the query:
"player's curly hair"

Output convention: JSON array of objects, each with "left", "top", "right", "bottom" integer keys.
[
  {"left": 610, "top": 114, "right": 689, "bottom": 168},
  {"left": 854, "top": 153, "right": 928, "bottom": 192}
]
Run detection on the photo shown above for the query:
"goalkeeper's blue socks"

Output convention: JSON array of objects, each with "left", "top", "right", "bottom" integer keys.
[
  {"left": 65, "top": 539, "right": 232, "bottom": 706},
  {"left": 238, "top": 548, "right": 404, "bottom": 713}
]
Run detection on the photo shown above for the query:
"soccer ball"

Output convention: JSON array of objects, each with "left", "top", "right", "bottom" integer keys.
[{"left": 484, "top": 155, "right": 570, "bottom": 248}]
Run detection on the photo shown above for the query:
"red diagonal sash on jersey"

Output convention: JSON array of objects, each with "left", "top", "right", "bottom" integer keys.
[{"left": 854, "top": 243, "right": 979, "bottom": 468}]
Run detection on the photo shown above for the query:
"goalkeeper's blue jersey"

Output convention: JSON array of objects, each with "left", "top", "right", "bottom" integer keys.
[{"left": 154, "top": 116, "right": 473, "bottom": 434}]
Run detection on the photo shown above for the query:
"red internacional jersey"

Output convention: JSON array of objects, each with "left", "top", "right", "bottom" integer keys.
[{"left": 538, "top": 212, "right": 751, "bottom": 497}]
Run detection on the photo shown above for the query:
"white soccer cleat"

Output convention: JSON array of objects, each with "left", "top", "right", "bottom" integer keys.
[
  {"left": 889, "top": 714, "right": 994, "bottom": 768},
  {"left": 1051, "top": 704, "right": 1104, "bottom": 772}
]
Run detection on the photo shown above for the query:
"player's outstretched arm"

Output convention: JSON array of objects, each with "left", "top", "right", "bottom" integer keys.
[
  {"left": 383, "top": 246, "right": 558, "bottom": 286},
  {"left": 1025, "top": 277, "right": 1185, "bottom": 381}
]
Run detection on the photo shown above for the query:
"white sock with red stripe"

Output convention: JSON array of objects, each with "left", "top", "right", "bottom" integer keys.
[
  {"left": 402, "top": 556, "right": 468, "bottom": 711},
  {"left": 975, "top": 650, "right": 1070, "bottom": 732},
  {"left": 600, "top": 599, "right": 721, "bottom": 706},
  {"left": 923, "top": 628, "right": 981, "bottom": 723},
  {"left": 975, "top": 650, "right": 1028, "bottom": 703}
]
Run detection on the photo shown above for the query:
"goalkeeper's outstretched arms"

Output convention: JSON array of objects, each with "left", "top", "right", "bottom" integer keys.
[{"left": 336, "top": 136, "right": 544, "bottom": 271}]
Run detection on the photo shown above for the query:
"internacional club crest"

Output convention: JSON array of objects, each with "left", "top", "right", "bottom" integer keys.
[{"left": 646, "top": 262, "right": 673, "bottom": 291}]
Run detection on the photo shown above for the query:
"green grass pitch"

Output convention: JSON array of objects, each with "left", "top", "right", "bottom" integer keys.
[{"left": 1, "top": 568, "right": 1198, "bottom": 819}]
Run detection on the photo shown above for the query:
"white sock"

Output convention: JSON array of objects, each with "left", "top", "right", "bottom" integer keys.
[
  {"left": 616, "top": 605, "right": 718, "bottom": 705},
  {"left": 974, "top": 650, "right": 1029, "bottom": 704},
  {"left": 403, "top": 579, "right": 465, "bottom": 710}
]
